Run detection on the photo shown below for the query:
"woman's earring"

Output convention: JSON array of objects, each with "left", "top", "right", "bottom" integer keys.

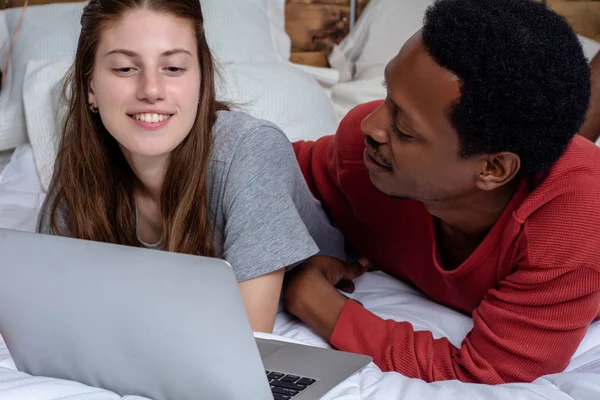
[{"left": 89, "top": 103, "right": 99, "bottom": 113}]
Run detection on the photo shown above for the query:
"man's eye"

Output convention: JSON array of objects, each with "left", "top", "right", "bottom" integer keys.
[{"left": 393, "top": 125, "right": 413, "bottom": 140}]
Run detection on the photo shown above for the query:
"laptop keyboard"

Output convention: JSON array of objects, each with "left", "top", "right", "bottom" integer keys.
[{"left": 266, "top": 370, "right": 317, "bottom": 399}]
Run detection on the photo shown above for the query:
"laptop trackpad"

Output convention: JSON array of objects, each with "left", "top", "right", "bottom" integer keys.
[{"left": 255, "top": 339, "right": 286, "bottom": 360}]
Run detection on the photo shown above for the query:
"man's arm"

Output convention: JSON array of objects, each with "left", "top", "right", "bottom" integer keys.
[
  {"left": 579, "top": 52, "right": 600, "bottom": 142},
  {"left": 286, "top": 263, "right": 600, "bottom": 384}
]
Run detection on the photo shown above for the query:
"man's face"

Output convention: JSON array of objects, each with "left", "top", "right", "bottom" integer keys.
[{"left": 361, "top": 32, "right": 484, "bottom": 202}]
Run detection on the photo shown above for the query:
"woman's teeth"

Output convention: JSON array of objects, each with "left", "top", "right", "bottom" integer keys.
[{"left": 132, "top": 113, "right": 171, "bottom": 123}]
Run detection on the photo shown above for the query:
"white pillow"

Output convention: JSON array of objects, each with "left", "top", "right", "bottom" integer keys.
[
  {"left": 330, "top": 0, "right": 600, "bottom": 82},
  {"left": 579, "top": 35, "right": 600, "bottom": 62},
  {"left": 0, "top": 10, "right": 9, "bottom": 94},
  {"left": 329, "top": 0, "right": 434, "bottom": 82},
  {"left": 0, "top": 4, "right": 82, "bottom": 153},
  {"left": 0, "top": 150, "right": 12, "bottom": 174},
  {"left": 201, "top": 0, "right": 283, "bottom": 64},
  {"left": 23, "top": 57, "right": 338, "bottom": 192},
  {"left": 267, "top": 0, "right": 291, "bottom": 61},
  {"left": 226, "top": 63, "right": 339, "bottom": 142},
  {"left": 21, "top": 58, "right": 72, "bottom": 192},
  {"left": 0, "top": 0, "right": 285, "bottom": 154},
  {"left": 0, "top": 11, "right": 10, "bottom": 153}
]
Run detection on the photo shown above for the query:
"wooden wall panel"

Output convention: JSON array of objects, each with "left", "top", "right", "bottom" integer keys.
[
  {"left": 545, "top": 0, "right": 600, "bottom": 43},
  {"left": 0, "top": 0, "right": 80, "bottom": 8},
  {"left": 286, "top": 2, "right": 349, "bottom": 52},
  {"left": 286, "top": 0, "right": 369, "bottom": 67}
]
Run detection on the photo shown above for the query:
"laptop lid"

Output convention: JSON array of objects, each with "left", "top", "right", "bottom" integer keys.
[{"left": 0, "top": 228, "right": 272, "bottom": 400}]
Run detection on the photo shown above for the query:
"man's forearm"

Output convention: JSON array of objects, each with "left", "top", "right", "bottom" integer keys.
[
  {"left": 579, "top": 52, "right": 600, "bottom": 142},
  {"left": 284, "top": 269, "right": 348, "bottom": 341}
]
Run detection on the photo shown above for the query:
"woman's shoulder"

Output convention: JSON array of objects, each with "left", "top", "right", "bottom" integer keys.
[{"left": 210, "top": 110, "right": 290, "bottom": 165}]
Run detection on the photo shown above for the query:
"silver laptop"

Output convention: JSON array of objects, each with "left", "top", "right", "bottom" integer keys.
[{"left": 0, "top": 228, "right": 371, "bottom": 400}]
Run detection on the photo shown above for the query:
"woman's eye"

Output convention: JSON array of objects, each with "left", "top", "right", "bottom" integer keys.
[
  {"left": 113, "top": 67, "right": 135, "bottom": 74},
  {"left": 166, "top": 67, "right": 185, "bottom": 74}
]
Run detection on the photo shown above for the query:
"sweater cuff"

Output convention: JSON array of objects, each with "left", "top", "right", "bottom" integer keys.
[{"left": 330, "top": 299, "right": 392, "bottom": 366}]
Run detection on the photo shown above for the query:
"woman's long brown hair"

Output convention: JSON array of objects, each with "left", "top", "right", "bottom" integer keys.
[{"left": 39, "top": 0, "right": 228, "bottom": 257}]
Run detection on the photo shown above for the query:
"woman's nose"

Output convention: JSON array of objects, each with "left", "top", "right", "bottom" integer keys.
[{"left": 137, "top": 70, "right": 166, "bottom": 103}]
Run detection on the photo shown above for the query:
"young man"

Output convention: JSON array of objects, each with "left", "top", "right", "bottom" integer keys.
[{"left": 286, "top": 0, "right": 600, "bottom": 385}]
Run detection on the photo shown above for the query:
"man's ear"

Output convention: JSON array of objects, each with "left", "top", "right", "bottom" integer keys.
[{"left": 475, "top": 152, "right": 521, "bottom": 191}]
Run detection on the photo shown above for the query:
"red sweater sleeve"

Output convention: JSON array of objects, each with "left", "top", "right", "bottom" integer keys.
[
  {"left": 292, "top": 139, "right": 321, "bottom": 201},
  {"left": 328, "top": 160, "right": 600, "bottom": 384},
  {"left": 331, "top": 266, "right": 600, "bottom": 383}
]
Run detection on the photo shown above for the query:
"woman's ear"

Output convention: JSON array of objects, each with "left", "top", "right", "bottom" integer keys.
[{"left": 88, "top": 78, "right": 97, "bottom": 107}]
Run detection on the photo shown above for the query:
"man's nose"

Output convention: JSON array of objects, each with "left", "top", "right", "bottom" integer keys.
[{"left": 361, "top": 102, "right": 390, "bottom": 146}]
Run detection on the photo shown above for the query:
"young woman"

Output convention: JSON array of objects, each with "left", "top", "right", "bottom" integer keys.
[{"left": 37, "top": 0, "right": 344, "bottom": 333}]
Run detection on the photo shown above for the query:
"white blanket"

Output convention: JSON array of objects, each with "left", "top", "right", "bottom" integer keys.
[{"left": 1, "top": 145, "right": 599, "bottom": 399}]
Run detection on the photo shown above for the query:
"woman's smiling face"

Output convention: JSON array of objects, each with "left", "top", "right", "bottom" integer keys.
[{"left": 88, "top": 9, "right": 201, "bottom": 160}]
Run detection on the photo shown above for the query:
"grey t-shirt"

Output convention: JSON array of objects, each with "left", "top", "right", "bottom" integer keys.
[{"left": 38, "top": 110, "right": 345, "bottom": 282}]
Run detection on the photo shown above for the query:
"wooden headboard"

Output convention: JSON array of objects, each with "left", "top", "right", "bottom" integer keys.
[{"left": 1, "top": 0, "right": 599, "bottom": 68}]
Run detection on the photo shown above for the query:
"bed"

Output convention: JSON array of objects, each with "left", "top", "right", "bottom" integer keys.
[
  {"left": 1, "top": 146, "right": 600, "bottom": 400},
  {"left": 1, "top": 0, "right": 600, "bottom": 399},
  {"left": 2, "top": 144, "right": 600, "bottom": 400}
]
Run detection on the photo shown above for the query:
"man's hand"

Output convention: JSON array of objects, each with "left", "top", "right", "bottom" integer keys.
[{"left": 283, "top": 256, "right": 369, "bottom": 341}]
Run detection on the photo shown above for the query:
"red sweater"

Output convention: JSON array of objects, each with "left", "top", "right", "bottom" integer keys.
[{"left": 293, "top": 101, "right": 600, "bottom": 384}]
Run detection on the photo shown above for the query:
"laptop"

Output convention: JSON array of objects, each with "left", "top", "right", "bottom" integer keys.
[{"left": 0, "top": 228, "right": 371, "bottom": 400}]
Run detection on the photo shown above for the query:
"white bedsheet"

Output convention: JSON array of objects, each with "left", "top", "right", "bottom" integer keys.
[{"left": 0, "top": 145, "right": 599, "bottom": 399}]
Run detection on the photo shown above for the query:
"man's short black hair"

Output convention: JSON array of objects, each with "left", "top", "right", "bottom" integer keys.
[{"left": 422, "top": 0, "right": 591, "bottom": 175}]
